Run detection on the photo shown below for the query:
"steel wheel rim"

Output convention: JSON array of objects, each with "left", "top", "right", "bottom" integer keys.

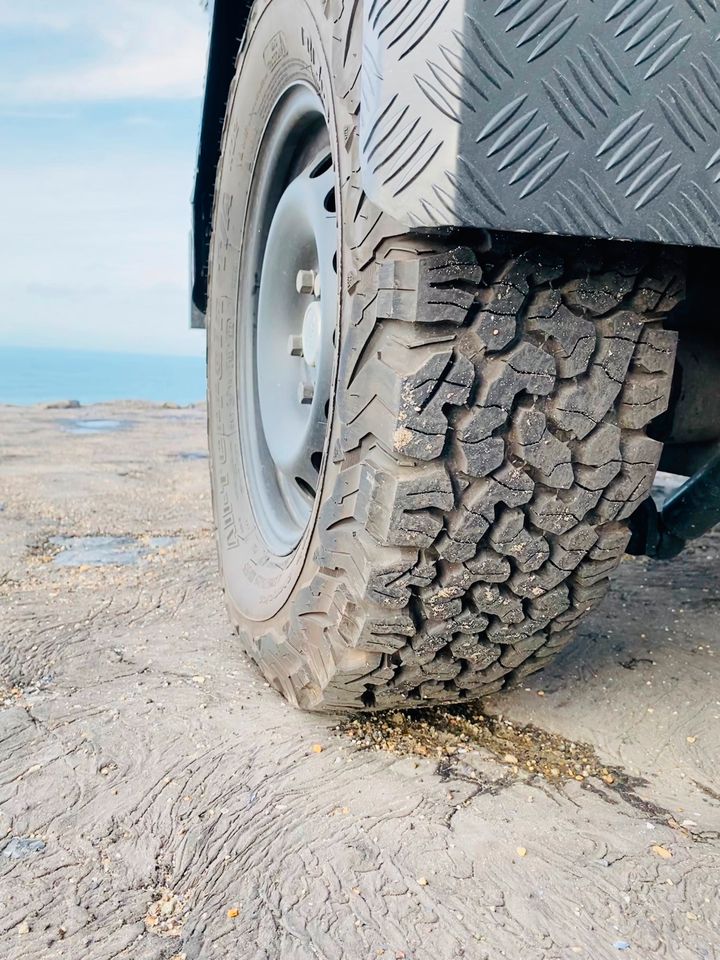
[{"left": 237, "top": 85, "right": 338, "bottom": 558}]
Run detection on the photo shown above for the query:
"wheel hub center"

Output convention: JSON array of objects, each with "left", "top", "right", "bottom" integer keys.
[{"left": 301, "top": 300, "right": 323, "bottom": 369}]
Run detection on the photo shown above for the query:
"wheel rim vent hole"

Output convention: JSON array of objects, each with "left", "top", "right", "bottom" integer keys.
[{"left": 309, "top": 155, "right": 333, "bottom": 179}]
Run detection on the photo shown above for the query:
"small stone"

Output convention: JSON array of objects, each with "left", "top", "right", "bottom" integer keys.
[
  {"left": 227, "top": 908, "right": 239, "bottom": 919},
  {"left": 516, "top": 847, "right": 527, "bottom": 858},
  {"left": 613, "top": 941, "right": 630, "bottom": 951},
  {"left": 686, "top": 736, "right": 697, "bottom": 744},
  {"left": 18, "top": 921, "right": 30, "bottom": 935},
  {"left": 46, "top": 399, "right": 81, "bottom": 410},
  {"left": 652, "top": 844, "right": 672, "bottom": 859},
  {"left": 145, "top": 888, "right": 184, "bottom": 937},
  {"left": 417, "top": 876, "right": 428, "bottom": 886},
  {"left": 311, "top": 744, "right": 324, "bottom": 754}
]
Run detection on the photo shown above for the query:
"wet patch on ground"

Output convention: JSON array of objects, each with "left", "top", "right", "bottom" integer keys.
[
  {"left": 49, "top": 535, "right": 178, "bottom": 567},
  {"left": 61, "top": 418, "right": 134, "bottom": 434},
  {"left": 1, "top": 837, "right": 46, "bottom": 860}
]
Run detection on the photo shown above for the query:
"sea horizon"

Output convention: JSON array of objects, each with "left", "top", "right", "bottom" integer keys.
[{"left": 0, "top": 345, "right": 206, "bottom": 407}]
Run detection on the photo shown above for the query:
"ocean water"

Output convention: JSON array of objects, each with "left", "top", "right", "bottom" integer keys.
[{"left": 0, "top": 346, "right": 206, "bottom": 406}]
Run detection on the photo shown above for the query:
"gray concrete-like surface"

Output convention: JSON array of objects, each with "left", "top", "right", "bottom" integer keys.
[{"left": 1, "top": 403, "right": 718, "bottom": 960}]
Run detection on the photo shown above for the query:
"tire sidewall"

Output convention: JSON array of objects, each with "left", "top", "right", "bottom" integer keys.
[{"left": 207, "top": 0, "right": 343, "bottom": 624}]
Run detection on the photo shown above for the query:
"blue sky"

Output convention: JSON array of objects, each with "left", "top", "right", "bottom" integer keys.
[{"left": 0, "top": 0, "right": 209, "bottom": 356}]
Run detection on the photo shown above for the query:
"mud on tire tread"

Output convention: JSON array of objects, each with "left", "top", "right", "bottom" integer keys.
[{"left": 222, "top": 0, "right": 685, "bottom": 712}]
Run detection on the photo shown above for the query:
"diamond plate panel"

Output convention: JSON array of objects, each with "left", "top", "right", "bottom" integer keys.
[{"left": 360, "top": 0, "right": 720, "bottom": 246}]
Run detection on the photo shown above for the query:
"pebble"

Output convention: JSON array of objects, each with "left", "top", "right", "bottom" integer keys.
[
  {"left": 652, "top": 845, "right": 673, "bottom": 859},
  {"left": 145, "top": 888, "right": 184, "bottom": 936},
  {"left": 46, "top": 399, "right": 80, "bottom": 410}
]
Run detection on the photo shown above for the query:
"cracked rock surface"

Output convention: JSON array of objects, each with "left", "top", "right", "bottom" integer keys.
[{"left": 0, "top": 402, "right": 718, "bottom": 960}]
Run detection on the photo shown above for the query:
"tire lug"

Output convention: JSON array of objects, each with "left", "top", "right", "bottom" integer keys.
[
  {"left": 298, "top": 382, "right": 314, "bottom": 405},
  {"left": 288, "top": 335, "right": 304, "bottom": 357},
  {"left": 296, "top": 270, "right": 316, "bottom": 295}
]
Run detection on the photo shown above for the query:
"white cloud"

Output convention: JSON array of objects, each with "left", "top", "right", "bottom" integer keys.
[
  {"left": 0, "top": 0, "right": 210, "bottom": 356},
  {"left": 0, "top": 4, "right": 71, "bottom": 30},
  {"left": 0, "top": 155, "right": 204, "bottom": 356},
  {"left": 0, "top": 0, "right": 208, "bottom": 103}
]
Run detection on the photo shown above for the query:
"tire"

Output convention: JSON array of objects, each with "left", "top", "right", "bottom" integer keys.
[{"left": 207, "top": 0, "right": 685, "bottom": 712}]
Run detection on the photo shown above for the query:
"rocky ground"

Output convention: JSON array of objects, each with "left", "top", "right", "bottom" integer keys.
[{"left": 0, "top": 403, "right": 718, "bottom": 960}]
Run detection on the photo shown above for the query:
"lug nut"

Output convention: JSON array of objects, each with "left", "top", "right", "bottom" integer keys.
[
  {"left": 288, "top": 334, "right": 304, "bottom": 357},
  {"left": 298, "top": 382, "right": 314, "bottom": 405},
  {"left": 296, "top": 270, "right": 316, "bottom": 295}
]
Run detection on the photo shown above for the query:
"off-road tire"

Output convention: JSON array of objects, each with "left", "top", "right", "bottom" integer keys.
[{"left": 207, "top": 0, "right": 685, "bottom": 712}]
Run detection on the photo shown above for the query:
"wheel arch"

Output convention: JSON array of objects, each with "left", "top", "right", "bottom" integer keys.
[
  {"left": 192, "top": 0, "right": 255, "bottom": 328},
  {"left": 192, "top": 0, "right": 720, "bottom": 330}
]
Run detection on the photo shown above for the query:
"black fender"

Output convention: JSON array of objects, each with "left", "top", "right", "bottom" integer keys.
[
  {"left": 359, "top": 2, "right": 720, "bottom": 248},
  {"left": 191, "top": 0, "right": 254, "bottom": 328},
  {"left": 192, "top": 0, "right": 720, "bottom": 327}
]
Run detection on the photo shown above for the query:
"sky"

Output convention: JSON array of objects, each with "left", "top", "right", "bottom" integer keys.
[{"left": 0, "top": 0, "right": 209, "bottom": 356}]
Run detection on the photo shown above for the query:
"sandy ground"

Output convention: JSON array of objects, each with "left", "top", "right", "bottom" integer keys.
[{"left": 1, "top": 403, "right": 718, "bottom": 960}]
